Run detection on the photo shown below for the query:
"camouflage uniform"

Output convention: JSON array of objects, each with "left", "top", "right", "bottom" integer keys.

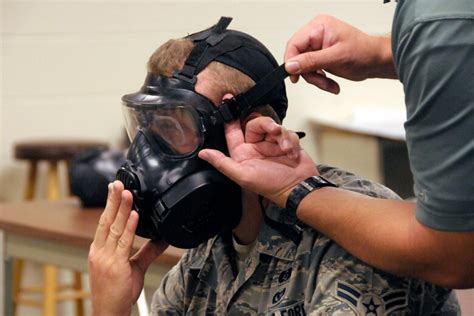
[{"left": 151, "top": 165, "right": 460, "bottom": 315}]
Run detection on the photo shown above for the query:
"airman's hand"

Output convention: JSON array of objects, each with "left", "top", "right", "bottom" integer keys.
[{"left": 88, "top": 181, "right": 168, "bottom": 316}]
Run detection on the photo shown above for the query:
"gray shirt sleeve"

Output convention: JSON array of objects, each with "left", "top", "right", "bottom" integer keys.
[{"left": 392, "top": 0, "right": 474, "bottom": 230}]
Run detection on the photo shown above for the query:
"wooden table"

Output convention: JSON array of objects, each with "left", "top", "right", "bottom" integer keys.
[{"left": 0, "top": 199, "right": 184, "bottom": 315}]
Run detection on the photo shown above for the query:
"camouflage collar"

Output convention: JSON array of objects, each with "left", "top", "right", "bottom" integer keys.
[
  {"left": 254, "top": 203, "right": 299, "bottom": 261},
  {"left": 189, "top": 233, "right": 238, "bottom": 292},
  {"left": 188, "top": 237, "right": 218, "bottom": 270},
  {"left": 187, "top": 203, "right": 299, "bottom": 291}
]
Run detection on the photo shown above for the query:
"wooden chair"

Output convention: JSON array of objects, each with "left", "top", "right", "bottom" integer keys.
[{"left": 12, "top": 140, "right": 108, "bottom": 316}]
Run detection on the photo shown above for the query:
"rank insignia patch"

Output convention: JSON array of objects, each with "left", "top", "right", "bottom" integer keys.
[{"left": 335, "top": 281, "right": 408, "bottom": 315}]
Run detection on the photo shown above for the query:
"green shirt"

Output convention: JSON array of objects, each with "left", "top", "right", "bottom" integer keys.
[
  {"left": 151, "top": 165, "right": 459, "bottom": 315},
  {"left": 392, "top": 0, "right": 474, "bottom": 230}
]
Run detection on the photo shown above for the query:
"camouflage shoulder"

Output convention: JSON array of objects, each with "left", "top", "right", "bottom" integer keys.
[
  {"left": 307, "top": 241, "right": 458, "bottom": 315},
  {"left": 318, "top": 164, "right": 401, "bottom": 200}
]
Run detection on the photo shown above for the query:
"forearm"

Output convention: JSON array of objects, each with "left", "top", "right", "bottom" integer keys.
[
  {"left": 367, "top": 36, "right": 398, "bottom": 79},
  {"left": 294, "top": 187, "right": 474, "bottom": 288}
]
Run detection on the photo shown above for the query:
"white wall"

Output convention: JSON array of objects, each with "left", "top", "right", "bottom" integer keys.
[
  {"left": 1, "top": 0, "right": 403, "bottom": 201},
  {"left": 1, "top": 0, "right": 4, "bottom": 172}
]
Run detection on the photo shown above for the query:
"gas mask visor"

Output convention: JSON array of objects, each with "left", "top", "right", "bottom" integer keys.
[
  {"left": 123, "top": 103, "right": 202, "bottom": 157},
  {"left": 121, "top": 87, "right": 214, "bottom": 158}
]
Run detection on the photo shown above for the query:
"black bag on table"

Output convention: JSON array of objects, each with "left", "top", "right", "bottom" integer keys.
[{"left": 69, "top": 149, "right": 125, "bottom": 207}]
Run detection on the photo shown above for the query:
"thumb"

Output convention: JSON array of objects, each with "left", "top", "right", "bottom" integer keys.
[
  {"left": 131, "top": 239, "right": 168, "bottom": 274},
  {"left": 222, "top": 120, "right": 244, "bottom": 156},
  {"left": 286, "top": 47, "right": 337, "bottom": 75},
  {"left": 198, "top": 149, "right": 244, "bottom": 184}
]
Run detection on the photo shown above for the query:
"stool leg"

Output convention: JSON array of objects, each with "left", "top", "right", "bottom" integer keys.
[
  {"left": 47, "top": 161, "right": 60, "bottom": 200},
  {"left": 47, "top": 160, "right": 87, "bottom": 315},
  {"left": 64, "top": 160, "right": 73, "bottom": 197},
  {"left": 45, "top": 163, "right": 60, "bottom": 316},
  {"left": 12, "top": 259, "right": 24, "bottom": 316},
  {"left": 43, "top": 265, "right": 57, "bottom": 316},
  {"left": 25, "top": 161, "right": 38, "bottom": 200},
  {"left": 73, "top": 272, "right": 84, "bottom": 316}
]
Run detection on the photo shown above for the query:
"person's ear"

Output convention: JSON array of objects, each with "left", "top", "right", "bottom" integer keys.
[{"left": 222, "top": 93, "right": 234, "bottom": 102}]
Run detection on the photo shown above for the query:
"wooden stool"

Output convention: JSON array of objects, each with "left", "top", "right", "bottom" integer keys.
[{"left": 12, "top": 140, "right": 108, "bottom": 316}]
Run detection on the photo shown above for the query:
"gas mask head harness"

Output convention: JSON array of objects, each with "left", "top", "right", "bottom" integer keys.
[{"left": 117, "top": 17, "right": 288, "bottom": 248}]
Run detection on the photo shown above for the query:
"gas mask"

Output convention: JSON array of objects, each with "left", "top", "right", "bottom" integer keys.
[{"left": 117, "top": 17, "right": 288, "bottom": 248}]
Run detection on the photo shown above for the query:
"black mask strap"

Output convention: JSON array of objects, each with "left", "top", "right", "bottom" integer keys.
[
  {"left": 213, "top": 64, "right": 288, "bottom": 124},
  {"left": 175, "top": 17, "right": 233, "bottom": 84}
]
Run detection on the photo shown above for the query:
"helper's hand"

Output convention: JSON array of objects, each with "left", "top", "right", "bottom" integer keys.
[
  {"left": 88, "top": 181, "right": 168, "bottom": 316},
  {"left": 199, "top": 116, "right": 318, "bottom": 207},
  {"left": 284, "top": 14, "right": 396, "bottom": 94}
]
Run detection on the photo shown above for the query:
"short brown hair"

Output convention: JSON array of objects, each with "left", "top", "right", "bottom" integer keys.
[{"left": 147, "top": 38, "right": 281, "bottom": 123}]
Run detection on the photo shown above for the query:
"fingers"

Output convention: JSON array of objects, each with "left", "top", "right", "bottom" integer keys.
[
  {"left": 285, "top": 23, "right": 325, "bottom": 62},
  {"left": 301, "top": 72, "right": 340, "bottom": 94},
  {"left": 130, "top": 239, "right": 169, "bottom": 274},
  {"left": 94, "top": 181, "right": 124, "bottom": 248},
  {"left": 262, "top": 129, "right": 299, "bottom": 159},
  {"left": 244, "top": 116, "right": 300, "bottom": 159},
  {"left": 280, "top": 129, "right": 301, "bottom": 159},
  {"left": 286, "top": 48, "right": 339, "bottom": 85},
  {"left": 289, "top": 74, "right": 300, "bottom": 84},
  {"left": 285, "top": 18, "right": 332, "bottom": 80},
  {"left": 286, "top": 47, "right": 338, "bottom": 77},
  {"left": 115, "top": 210, "right": 139, "bottom": 259},
  {"left": 245, "top": 116, "right": 282, "bottom": 143},
  {"left": 104, "top": 190, "right": 134, "bottom": 253}
]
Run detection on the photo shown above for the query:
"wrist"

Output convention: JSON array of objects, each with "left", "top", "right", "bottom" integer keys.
[
  {"left": 273, "top": 188, "right": 294, "bottom": 209},
  {"left": 285, "top": 176, "right": 338, "bottom": 218},
  {"left": 368, "top": 36, "right": 397, "bottom": 79}
]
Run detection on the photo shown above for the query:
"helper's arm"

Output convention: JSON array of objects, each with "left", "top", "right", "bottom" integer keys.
[
  {"left": 295, "top": 187, "right": 474, "bottom": 289},
  {"left": 199, "top": 119, "right": 474, "bottom": 289}
]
